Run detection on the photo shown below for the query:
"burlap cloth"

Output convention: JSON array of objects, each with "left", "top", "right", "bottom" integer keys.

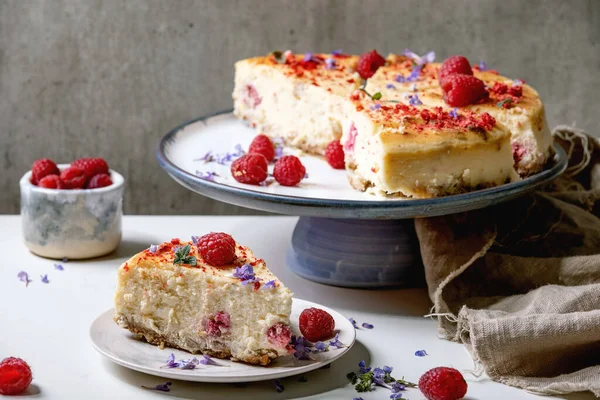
[{"left": 415, "top": 126, "right": 600, "bottom": 397}]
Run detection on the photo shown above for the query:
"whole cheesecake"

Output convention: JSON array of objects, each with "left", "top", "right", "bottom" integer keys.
[
  {"left": 114, "top": 237, "right": 293, "bottom": 366},
  {"left": 233, "top": 50, "right": 553, "bottom": 198}
]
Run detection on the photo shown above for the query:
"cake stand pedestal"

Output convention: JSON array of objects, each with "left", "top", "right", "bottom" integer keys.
[{"left": 156, "top": 111, "right": 567, "bottom": 288}]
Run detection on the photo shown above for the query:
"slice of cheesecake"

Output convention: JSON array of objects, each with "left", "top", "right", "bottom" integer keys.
[
  {"left": 233, "top": 51, "right": 361, "bottom": 154},
  {"left": 114, "top": 238, "right": 293, "bottom": 366},
  {"left": 366, "top": 54, "right": 552, "bottom": 175}
]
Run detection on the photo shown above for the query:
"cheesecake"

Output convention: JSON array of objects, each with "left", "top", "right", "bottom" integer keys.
[
  {"left": 114, "top": 238, "right": 293, "bottom": 366},
  {"left": 365, "top": 54, "right": 552, "bottom": 175},
  {"left": 232, "top": 50, "right": 552, "bottom": 198}
]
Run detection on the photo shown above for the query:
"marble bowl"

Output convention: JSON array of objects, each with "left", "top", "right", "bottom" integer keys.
[{"left": 20, "top": 165, "right": 124, "bottom": 259}]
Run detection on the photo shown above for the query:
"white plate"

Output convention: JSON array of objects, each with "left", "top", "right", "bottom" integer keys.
[{"left": 90, "top": 298, "right": 355, "bottom": 383}]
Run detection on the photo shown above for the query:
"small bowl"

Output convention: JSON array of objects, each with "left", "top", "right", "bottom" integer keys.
[{"left": 20, "top": 164, "right": 125, "bottom": 259}]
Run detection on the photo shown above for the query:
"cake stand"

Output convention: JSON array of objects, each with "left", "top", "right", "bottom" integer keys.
[{"left": 156, "top": 111, "right": 567, "bottom": 288}]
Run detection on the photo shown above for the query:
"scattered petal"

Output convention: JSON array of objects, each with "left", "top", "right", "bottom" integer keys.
[
  {"left": 41, "top": 274, "right": 50, "bottom": 284},
  {"left": 383, "top": 365, "right": 393, "bottom": 374},
  {"left": 274, "top": 379, "right": 284, "bottom": 393},
  {"left": 62, "top": 257, "right": 68, "bottom": 263},
  {"left": 331, "top": 49, "right": 343, "bottom": 55},
  {"left": 329, "top": 333, "right": 346, "bottom": 349},
  {"left": 408, "top": 94, "right": 422, "bottom": 106},
  {"left": 370, "top": 103, "right": 382, "bottom": 111},
  {"left": 362, "top": 322, "right": 374, "bottom": 329},
  {"left": 191, "top": 236, "right": 199, "bottom": 246},
  {"left": 349, "top": 318, "right": 358, "bottom": 329},
  {"left": 390, "top": 393, "right": 403, "bottom": 399},
  {"left": 142, "top": 381, "right": 172, "bottom": 392},
  {"left": 392, "top": 381, "right": 406, "bottom": 392},
  {"left": 199, "top": 355, "right": 219, "bottom": 366},
  {"left": 403, "top": 49, "right": 435, "bottom": 65},
  {"left": 479, "top": 60, "right": 487, "bottom": 71},
  {"left": 325, "top": 58, "right": 336, "bottom": 70},
  {"left": 180, "top": 357, "right": 200, "bottom": 370},
  {"left": 358, "top": 360, "right": 371, "bottom": 374},
  {"left": 233, "top": 264, "right": 258, "bottom": 283},
  {"left": 196, "top": 171, "right": 219, "bottom": 181},
  {"left": 449, "top": 108, "right": 459, "bottom": 119},
  {"left": 163, "top": 353, "right": 180, "bottom": 368},
  {"left": 17, "top": 271, "right": 31, "bottom": 287},
  {"left": 303, "top": 52, "right": 313, "bottom": 62},
  {"left": 414, "top": 349, "right": 428, "bottom": 357},
  {"left": 313, "top": 341, "right": 329, "bottom": 352},
  {"left": 148, "top": 244, "right": 158, "bottom": 253},
  {"left": 386, "top": 83, "right": 396, "bottom": 89},
  {"left": 54, "top": 263, "right": 64, "bottom": 271},
  {"left": 263, "top": 280, "right": 276, "bottom": 289}
]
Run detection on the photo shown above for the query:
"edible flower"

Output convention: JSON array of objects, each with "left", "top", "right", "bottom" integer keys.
[
  {"left": 408, "top": 94, "right": 422, "bottom": 106},
  {"left": 362, "top": 322, "right": 374, "bottom": 329},
  {"left": 449, "top": 108, "right": 459, "bottom": 119},
  {"left": 325, "top": 58, "right": 336, "bottom": 70},
  {"left": 349, "top": 317, "right": 358, "bottom": 329},
  {"left": 274, "top": 379, "right": 284, "bottom": 392},
  {"left": 199, "top": 355, "right": 219, "bottom": 365},
  {"left": 142, "top": 381, "right": 172, "bottom": 392},
  {"left": 313, "top": 341, "right": 329, "bottom": 352},
  {"left": 191, "top": 236, "right": 199, "bottom": 246},
  {"left": 54, "top": 263, "right": 64, "bottom": 271},
  {"left": 273, "top": 137, "right": 285, "bottom": 159},
  {"left": 329, "top": 333, "right": 345, "bottom": 348},
  {"left": 232, "top": 264, "right": 258, "bottom": 284},
  {"left": 198, "top": 151, "right": 214, "bottom": 163},
  {"left": 148, "top": 244, "right": 158, "bottom": 253},
  {"left": 370, "top": 103, "right": 382, "bottom": 111},
  {"left": 17, "top": 271, "right": 31, "bottom": 287},
  {"left": 403, "top": 49, "right": 436, "bottom": 65},
  {"left": 415, "top": 349, "right": 428, "bottom": 357},
  {"left": 263, "top": 280, "right": 276, "bottom": 289},
  {"left": 395, "top": 65, "right": 422, "bottom": 83},
  {"left": 62, "top": 257, "right": 68, "bottom": 263},
  {"left": 358, "top": 360, "right": 371, "bottom": 374},
  {"left": 196, "top": 171, "right": 218, "bottom": 181},
  {"left": 180, "top": 357, "right": 200, "bottom": 370},
  {"left": 331, "top": 49, "right": 343, "bottom": 55},
  {"left": 41, "top": 274, "right": 50, "bottom": 284},
  {"left": 386, "top": 83, "right": 396, "bottom": 89},
  {"left": 348, "top": 361, "right": 417, "bottom": 394},
  {"left": 163, "top": 353, "right": 180, "bottom": 368},
  {"left": 479, "top": 60, "right": 487, "bottom": 71}
]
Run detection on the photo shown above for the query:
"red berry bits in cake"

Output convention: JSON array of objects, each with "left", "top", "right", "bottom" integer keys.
[
  {"left": 267, "top": 323, "right": 292, "bottom": 348},
  {"left": 438, "top": 55, "right": 473, "bottom": 82},
  {"left": 441, "top": 74, "right": 488, "bottom": 107},
  {"left": 38, "top": 174, "right": 62, "bottom": 189},
  {"left": 31, "top": 158, "right": 60, "bottom": 184},
  {"left": 231, "top": 153, "right": 268, "bottom": 185},
  {"left": 205, "top": 311, "right": 231, "bottom": 336},
  {"left": 86, "top": 173, "right": 113, "bottom": 189},
  {"left": 0, "top": 357, "right": 33, "bottom": 395},
  {"left": 325, "top": 140, "right": 345, "bottom": 169},
  {"left": 249, "top": 134, "right": 276, "bottom": 162},
  {"left": 197, "top": 232, "right": 236, "bottom": 266},
  {"left": 71, "top": 157, "right": 109, "bottom": 179},
  {"left": 357, "top": 49, "right": 386, "bottom": 79},
  {"left": 273, "top": 155, "right": 306, "bottom": 187},
  {"left": 244, "top": 84, "right": 262, "bottom": 108},
  {"left": 419, "top": 367, "right": 468, "bottom": 400},
  {"left": 60, "top": 166, "right": 87, "bottom": 189},
  {"left": 299, "top": 307, "right": 335, "bottom": 342}
]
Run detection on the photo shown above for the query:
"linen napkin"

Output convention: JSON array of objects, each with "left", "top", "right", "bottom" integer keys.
[{"left": 415, "top": 126, "right": 600, "bottom": 397}]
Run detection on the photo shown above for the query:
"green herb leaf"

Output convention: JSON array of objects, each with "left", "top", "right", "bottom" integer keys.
[
  {"left": 496, "top": 98, "right": 513, "bottom": 108},
  {"left": 347, "top": 372, "right": 358, "bottom": 384},
  {"left": 372, "top": 92, "right": 382, "bottom": 100},
  {"left": 355, "top": 371, "right": 375, "bottom": 392},
  {"left": 173, "top": 244, "right": 197, "bottom": 266}
]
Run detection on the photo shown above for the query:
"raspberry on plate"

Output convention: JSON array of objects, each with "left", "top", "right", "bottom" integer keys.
[
  {"left": 419, "top": 366, "right": 468, "bottom": 400},
  {"left": 87, "top": 173, "right": 113, "bottom": 189},
  {"left": 38, "top": 174, "right": 62, "bottom": 189},
  {"left": 299, "top": 307, "right": 335, "bottom": 342},
  {"left": 60, "top": 166, "right": 87, "bottom": 189},
  {"left": 273, "top": 155, "right": 306, "bottom": 187},
  {"left": 325, "top": 140, "right": 345, "bottom": 169},
  {"left": 197, "top": 232, "right": 237, "bottom": 266},
  {"left": 357, "top": 49, "right": 386, "bottom": 79},
  {"left": 231, "top": 154, "right": 268, "bottom": 185},
  {"left": 71, "top": 157, "right": 110, "bottom": 179},
  {"left": 0, "top": 357, "right": 33, "bottom": 395},
  {"left": 441, "top": 74, "right": 488, "bottom": 107},
  {"left": 249, "top": 134, "right": 276, "bottom": 162},
  {"left": 438, "top": 55, "right": 473, "bottom": 83},
  {"left": 31, "top": 158, "right": 60, "bottom": 185}
]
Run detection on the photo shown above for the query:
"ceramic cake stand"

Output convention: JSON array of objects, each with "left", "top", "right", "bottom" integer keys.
[{"left": 156, "top": 111, "right": 567, "bottom": 288}]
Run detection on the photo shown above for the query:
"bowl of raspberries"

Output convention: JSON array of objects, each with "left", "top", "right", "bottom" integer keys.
[{"left": 19, "top": 158, "right": 124, "bottom": 259}]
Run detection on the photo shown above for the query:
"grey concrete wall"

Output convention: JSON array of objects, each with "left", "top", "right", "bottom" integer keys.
[{"left": 1, "top": 0, "right": 598, "bottom": 215}]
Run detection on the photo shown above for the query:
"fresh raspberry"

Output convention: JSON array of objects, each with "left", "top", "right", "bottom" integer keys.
[
  {"left": 441, "top": 74, "right": 488, "bottom": 107},
  {"left": 419, "top": 367, "right": 468, "bottom": 400},
  {"left": 357, "top": 49, "right": 386, "bottom": 79},
  {"left": 0, "top": 357, "right": 33, "bottom": 395},
  {"left": 325, "top": 140, "right": 345, "bottom": 169},
  {"left": 508, "top": 84, "right": 523, "bottom": 97},
  {"left": 273, "top": 155, "right": 306, "bottom": 187},
  {"left": 197, "top": 232, "right": 237, "bottom": 266},
  {"left": 71, "top": 158, "right": 109, "bottom": 179},
  {"left": 249, "top": 134, "right": 276, "bottom": 162},
  {"left": 299, "top": 308, "right": 335, "bottom": 342},
  {"left": 438, "top": 55, "right": 473, "bottom": 83},
  {"left": 60, "top": 166, "right": 87, "bottom": 189},
  {"left": 489, "top": 82, "right": 508, "bottom": 95},
  {"left": 231, "top": 154, "right": 268, "bottom": 185},
  {"left": 31, "top": 158, "right": 59, "bottom": 185},
  {"left": 38, "top": 174, "right": 62, "bottom": 189},
  {"left": 86, "top": 173, "right": 113, "bottom": 189}
]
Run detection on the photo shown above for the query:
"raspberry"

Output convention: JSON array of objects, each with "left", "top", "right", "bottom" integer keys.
[
  {"left": 249, "top": 134, "right": 276, "bottom": 162},
  {"left": 197, "top": 232, "right": 237, "bottom": 266},
  {"left": 441, "top": 74, "right": 488, "bottom": 107},
  {"left": 71, "top": 158, "right": 109, "bottom": 179},
  {"left": 325, "top": 140, "right": 345, "bottom": 169},
  {"left": 267, "top": 323, "right": 292, "bottom": 348},
  {"left": 273, "top": 155, "right": 306, "bottom": 187},
  {"left": 86, "top": 173, "right": 113, "bottom": 189},
  {"left": 60, "top": 166, "right": 87, "bottom": 189},
  {"left": 38, "top": 174, "right": 62, "bottom": 189},
  {"left": 419, "top": 367, "right": 468, "bottom": 400},
  {"left": 31, "top": 158, "right": 59, "bottom": 185},
  {"left": 299, "top": 307, "right": 335, "bottom": 342},
  {"left": 206, "top": 311, "right": 230, "bottom": 336},
  {"left": 244, "top": 84, "right": 262, "bottom": 108},
  {"left": 0, "top": 357, "right": 33, "bottom": 395},
  {"left": 231, "top": 154, "right": 268, "bottom": 185},
  {"left": 508, "top": 84, "right": 523, "bottom": 97},
  {"left": 357, "top": 49, "right": 386, "bottom": 79},
  {"left": 438, "top": 55, "right": 473, "bottom": 83}
]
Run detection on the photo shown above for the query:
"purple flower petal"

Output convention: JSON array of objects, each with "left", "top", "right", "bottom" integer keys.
[
  {"left": 274, "top": 379, "right": 284, "bottom": 392},
  {"left": 62, "top": 257, "right": 68, "bottom": 263},
  {"left": 329, "top": 333, "right": 345, "bottom": 348},
  {"left": 148, "top": 244, "right": 158, "bottom": 253},
  {"left": 390, "top": 393, "right": 403, "bottom": 399},
  {"left": 41, "top": 274, "right": 49, "bottom": 284},
  {"left": 191, "top": 236, "right": 200, "bottom": 246},
  {"left": 232, "top": 264, "right": 257, "bottom": 283},
  {"left": 163, "top": 353, "right": 180, "bottom": 368},
  {"left": 331, "top": 49, "right": 343, "bottom": 55},
  {"left": 383, "top": 365, "right": 393, "bottom": 374},
  {"left": 414, "top": 349, "right": 428, "bottom": 357},
  {"left": 358, "top": 360, "right": 371, "bottom": 374},
  {"left": 325, "top": 58, "right": 336, "bottom": 70},
  {"left": 180, "top": 357, "right": 200, "bottom": 370},
  {"left": 479, "top": 60, "right": 487, "bottom": 71},
  {"left": 386, "top": 83, "right": 396, "bottom": 89},
  {"left": 449, "top": 108, "right": 459, "bottom": 120},
  {"left": 349, "top": 318, "right": 358, "bottom": 329},
  {"left": 362, "top": 322, "right": 374, "bottom": 329},
  {"left": 313, "top": 341, "right": 328, "bottom": 352},
  {"left": 196, "top": 171, "right": 218, "bottom": 181},
  {"left": 54, "top": 263, "right": 64, "bottom": 271},
  {"left": 199, "top": 355, "right": 219, "bottom": 366},
  {"left": 408, "top": 94, "right": 422, "bottom": 106},
  {"left": 196, "top": 151, "right": 214, "bottom": 163},
  {"left": 303, "top": 52, "right": 313, "bottom": 62},
  {"left": 17, "top": 271, "right": 31, "bottom": 287},
  {"left": 403, "top": 49, "right": 435, "bottom": 65},
  {"left": 263, "top": 280, "right": 276, "bottom": 289},
  {"left": 142, "top": 381, "right": 172, "bottom": 392},
  {"left": 392, "top": 381, "right": 406, "bottom": 392}
]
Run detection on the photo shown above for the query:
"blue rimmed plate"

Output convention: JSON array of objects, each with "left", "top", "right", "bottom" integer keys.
[{"left": 156, "top": 111, "right": 567, "bottom": 219}]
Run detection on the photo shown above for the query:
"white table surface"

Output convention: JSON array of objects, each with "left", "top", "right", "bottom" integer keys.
[{"left": 1, "top": 215, "right": 594, "bottom": 400}]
